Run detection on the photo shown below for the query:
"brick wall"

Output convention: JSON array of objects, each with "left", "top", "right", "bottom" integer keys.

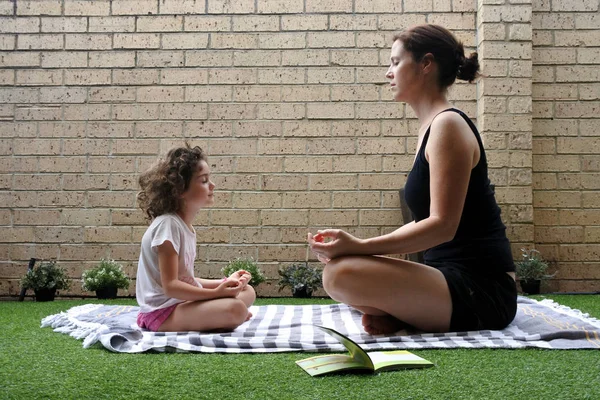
[{"left": 0, "top": 0, "right": 598, "bottom": 296}]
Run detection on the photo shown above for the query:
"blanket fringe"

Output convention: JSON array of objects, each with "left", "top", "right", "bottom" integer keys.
[
  {"left": 41, "top": 304, "right": 107, "bottom": 347},
  {"left": 536, "top": 298, "right": 600, "bottom": 329}
]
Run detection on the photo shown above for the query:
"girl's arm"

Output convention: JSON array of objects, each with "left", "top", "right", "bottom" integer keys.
[
  {"left": 311, "top": 113, "right": 476, "bottom": 258},
  {"left": 158, "top": 241, "right": 241, "bottom": 301}
]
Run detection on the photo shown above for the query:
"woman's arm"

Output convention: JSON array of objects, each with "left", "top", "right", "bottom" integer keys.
[
  {"left": 158, "top": 241, "right": 241, "bottom": 301},
  {"left": 311, "top": 113, "right": 477, "bottom": 259}
]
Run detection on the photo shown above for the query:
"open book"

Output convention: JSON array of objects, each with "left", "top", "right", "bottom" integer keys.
[{"left": 296, "top": 325, "right": 433, "bottom": 376}]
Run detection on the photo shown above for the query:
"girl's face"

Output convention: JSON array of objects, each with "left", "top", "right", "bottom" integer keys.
[
  {"left": 181, "top": 160, "right": 215, "bottom": 211},
  {"left": 385, "top": 40, "right": 422, "bottom": 103}
]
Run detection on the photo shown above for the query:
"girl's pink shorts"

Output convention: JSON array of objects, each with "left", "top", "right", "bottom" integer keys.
[{"left": 136, "top": 304, "right": 178, "bottom": 332}]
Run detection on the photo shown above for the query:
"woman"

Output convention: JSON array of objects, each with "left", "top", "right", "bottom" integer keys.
[{"left": 308, "top": 24, "right": 517, "bottom": 334}]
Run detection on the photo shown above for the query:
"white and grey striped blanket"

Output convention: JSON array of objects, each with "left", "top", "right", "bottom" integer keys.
[{"left": 41, "top": 297, "right": 600, "bottom": 353}]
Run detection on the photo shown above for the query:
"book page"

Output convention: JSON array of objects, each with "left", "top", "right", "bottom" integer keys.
[
  {"left": 295, "top": 354, "right": 370, "bottom": 377},
  {"left": 314, "top": 325, "right": 374, "bottom": 370},
  {"left": 369, "top": 350, "right": 434, "bottom": 372}
]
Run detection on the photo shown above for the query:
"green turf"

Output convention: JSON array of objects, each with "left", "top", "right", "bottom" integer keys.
[{"left": 1, "top": 295, "right": 599, "bottom": 400}]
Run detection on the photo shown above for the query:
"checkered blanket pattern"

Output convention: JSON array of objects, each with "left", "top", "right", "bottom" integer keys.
[{"left": 41, "top": 296, "right": 600, "bottom": 353}]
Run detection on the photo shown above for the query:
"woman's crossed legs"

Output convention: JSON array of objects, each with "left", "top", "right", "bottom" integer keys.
[{"left": 323, "top": 255, "right": 452, "bottom": 334}]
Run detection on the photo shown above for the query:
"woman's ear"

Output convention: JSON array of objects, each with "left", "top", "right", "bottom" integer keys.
[{"left": 421, "top": 53, "right": 435, "bottom": 74}]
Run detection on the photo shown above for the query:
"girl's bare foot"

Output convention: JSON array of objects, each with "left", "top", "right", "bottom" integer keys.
[{"left": 362, "top": 313, "right": 410, "bottom": 335}]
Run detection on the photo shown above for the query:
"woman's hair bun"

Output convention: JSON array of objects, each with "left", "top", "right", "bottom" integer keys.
[{"left": 456, "top": 52, "right": 479, "bottom": 83}]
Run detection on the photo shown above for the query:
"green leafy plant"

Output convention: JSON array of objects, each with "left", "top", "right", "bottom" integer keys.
[
  {"left": 278, "top": 263, "right": 323, "bottom": 297},
  {"left": 515, "top": 248, "right": 553, "bottom": 281},
  {"left": 20, "top": 261, "right": 70, "bottom": 292},
  {"left": 221, "top": 258, "right": 266, "bottom": 286},
  {"left": 82, "top": 259, "right": 130, "bottom": 292}
]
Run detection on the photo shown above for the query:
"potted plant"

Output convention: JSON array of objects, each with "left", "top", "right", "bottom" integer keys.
[
  {"left": 221, "top": 257, "right": 266, "bottom": 287},
  {"left": 20, "top": 261, "right": 71, "bottom": 302},
  {"left": 515, "top": 248, "right": 553, "bottom": 295},
  {"left": 82, "top": 259, "right": 130, "bottom": 299},
  {"left": 278, "top": 263, "right": 323, "bottom": 298}
]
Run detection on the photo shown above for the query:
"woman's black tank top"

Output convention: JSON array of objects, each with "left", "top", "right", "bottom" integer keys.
[{"left": 403, "top": 108, "right": 515, "bottom": 274}]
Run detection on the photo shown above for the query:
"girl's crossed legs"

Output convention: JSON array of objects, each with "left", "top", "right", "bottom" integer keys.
[
  {"left": 158, "top": 284, "right": 256, "bottom": 332},
  {"left": 323, "top": 255, "right": 452, "bottom": 334}
]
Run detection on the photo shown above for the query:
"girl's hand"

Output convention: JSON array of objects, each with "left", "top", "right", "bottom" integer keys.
[
  {"left": 215, "top": 278, "right": 243, "bottom": 298},
  {"left": 229, "top": 270, "right": 252, "bottom": 288},
  {"left": 308, "top": 229, "right": 363, "bottom": 262}
]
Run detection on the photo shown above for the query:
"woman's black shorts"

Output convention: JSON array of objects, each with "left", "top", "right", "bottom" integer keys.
[{"left": 430, "top": 262, "right": 518, "bottom": 332}]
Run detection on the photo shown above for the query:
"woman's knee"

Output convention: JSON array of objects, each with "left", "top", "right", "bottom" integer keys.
[{"left": 323, "top": 257, "right": 359, "bottom": 299}]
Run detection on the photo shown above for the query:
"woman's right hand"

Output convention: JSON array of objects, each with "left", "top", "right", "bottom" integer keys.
[
  {"left": 308, "top": 229, "right": 364, "bottom": 262},
  {"left": 214, "top": 278, "right": 243, "bottom": 298}
]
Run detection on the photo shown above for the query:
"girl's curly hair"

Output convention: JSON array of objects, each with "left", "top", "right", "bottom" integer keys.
[{"left": 137, "top": 144, "right": 206, "bottom": 220}]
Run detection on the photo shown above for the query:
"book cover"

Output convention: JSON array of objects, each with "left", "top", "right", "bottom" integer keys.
[{"left": 296, "top": 325, "right": 433, "bottom": 376}]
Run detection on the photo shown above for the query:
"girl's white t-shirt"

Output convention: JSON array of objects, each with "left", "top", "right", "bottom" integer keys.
[{"left": 136, "top": 213, "right": 201, "bottom": 313}]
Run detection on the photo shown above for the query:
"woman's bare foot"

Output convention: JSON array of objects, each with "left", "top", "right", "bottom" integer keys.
[
  {"left": 245, "top": 311, "right": 253, "bottom": 322},
  {"left": 362, "top": 313, "right": 410, "bottom": 335}
]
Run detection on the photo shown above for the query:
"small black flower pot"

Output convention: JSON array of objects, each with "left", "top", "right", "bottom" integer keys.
[
  {"left": 520, "top": 279, "right": 541, "bottom": 295},
  {"left": 292, "top": 286, "right": 313, "bottom": 298},
  {"left": 34, "top": 288, "right": 57, "bottom": 302},
  {"left": 96, "top": 287, "right": 118, "bottom": 299}
]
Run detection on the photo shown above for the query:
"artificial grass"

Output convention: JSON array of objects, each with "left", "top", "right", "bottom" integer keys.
[{"left": 0, "top": 295, "right": 599, "bottom": 400}]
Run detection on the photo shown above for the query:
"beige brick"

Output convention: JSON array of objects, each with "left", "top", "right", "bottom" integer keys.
[
  {"left": 160, "top": 69, "right": 208, "bottom": 85},
  {"left": 66, "top": 34, "right": 112, "bottom": 50},
  {"left": 552, "top": 0, "right": 598, "bottom": 12},
  {"left": 209, "top": 138, "right": 257, "bottom": 155},
  {"left": 585, "top": 227, "right": 600, "bottom": 243},
  {"left": 533, "top": 119, "right": 578, "bottom": 137},
  {"left": 211, "top": 33, "right": 258, "bottom": 49},
  {"left": 258, "top": 33, "right": 305, "bottom": 49},
  {"left": 211, "top": 174, "right": 259, "bottom": 190},
  {"left": 17, "top": 0, "right": 61, "bottom": 16},
  {"left": 14, "top": 209, "right": 61, "bottom": 225},
  {"left": 309, "top": 174, "right": 357, "bottom": 190},
  {"left": 233, "top": 192, "right": 282, "bottom": 208},
  {"left": 89, "top": 51, "right": 135, "bottom": 67},
  {"left": 159, "top": 103, "right": 208, "bottom": 120},
  {"left": 186, "top": 50, "right": 233, "bottom": 67},
  {"left": 137, "top": 16, "right": 183, "bottom": 32},
  {"left": 556, "top": 102, "right": 600, "bottom": 118},
  {"left": 480, "top": 5, "right": 532, "bottom": 23},
  {"left": 481, "top": 115, "right": 532, "bottom": 132},
  {"left": 16, "top": 70, "right": 61, "bottom": 86},
  {"left": 532, "top": 84, "right": 577, "bottom": 100},
  {"left": 2, "top": 227, "right": 36, "bottom": 243},
  {"left": 137, "top": 51, "right": 184, "bottom": 67},
  {"left": 575, "top": 14, "right": 600, "bottom": 29},
  {"left": 0, "top": 17, "right": 40, "bottom": 33},
  {"left": 88, "top": 156, "right": 136, "bottom": 173},
  {"left": 308, "top": 68, "right": 354, "bottom": 84},
  {"left": 162, "top": 33, "right": 209, "bottom": 49},
  {"left": 89, "top": 87, "right": 136, "bottom": 103},
  {"left": 559, "top": 245, "right": 600, "bottom": 262},
  {"left": 282, "top": 191, "right": 330, "bottom": 208},
  {"left": 258, "top": 245, "right": 307, "bottom": 262},
  {"left": 88, "top": 16, "right": 135, "bottom": 32},
  {"left": 232, "top": 15, "right": 278, "bottom": 32},
  {"left": 532, "top": 138, "right": 555, "bottom": 154},
  {"left": 282, "top": 15, "right": 328, "bottom": 31},
  {"left": 41, "top": 52, "right": 86, "bottom": 68},
  {"left": 556, "top": 66, "right": 600, "bottom": 82},
  {"left": 258, "top": 68, "right": 305, "bottom": 84},
  {"left": 209, "top": 68, "right": 256, "bottom": 84},
  {"left": 14, "top": 105, "right": 62, "bottom": 121},
  {"left": 0, "top": 35, "right": 15, "bottom": 50},
  {"left": 377, "top": 14, "right": 427, "bottom": 31},
  {"left": 359, "top": 173, "right": 407, "bottom": 190},
  {"left": 555, "top": 30, "right": 600, "bottom": 47},
  {"left": 308, "top": 32, "right": 354, "bottom": 48},
  {"left": 64, "top": 0, "right": 110, "bottom": 16},
  {"left": 259, "top": 138, "right": 305, "bottom": 154},
  {"left": 283, "top": 121, "right": 329, "bottom": 137},
  {"left": 257, "top": 103, "right": 305, "bottom": 120},
  {"left": 280, "top": 85, "right": 327, "bottom": 102},
  {"left": 208, "top": 0, "right": 254, "bottom": 13},
  {"left": 333, "top": 191, "right": 380, "bottom": 208},
  {"left": 208, "top": 104, "right": 257, "bottom": 120},
  {"left": 356, "top": 138, "right": 404, "bottom": 155},
  {"left": 309, "top": 210, "right": 358, "bottom": 226},
  {"left": 360, "top": 210, "right": 403, "bottom": 226},
  {"left": 282, "top": 50, "right": 329, "bottom": 66},
  {"left": 63, "top": 174, "right": 109, "bottom": 190},
  {"left": 137, "top": 87, "right": 184, "bottom": 103},
  {"left": 257, "top": 0, "right": 304, "bottom": 14},
  {"left": 331, "top": 49, "right": 378, "bottom": 66},
  {"left": 114, "top": 34, "right": 160, "bottom": 49},
  {"left": 532, "top": 66, "right": 554, "bottom": 83},
  {"left": 40, "top": 156, "right": 86, "bottom": 172},
  {"left": 557, "top": 137, "right": 600, "bottom": 154},
  {"left": 112, "top": 0, "right": 157, "bottom": 15},
  {"left": 64, "top": 69, "right": 111, "bottom": 85},
  {"left": 356, "top": 103, "right": 403, "bottom": 119},
  {"left": 135, "top": 121, "right": 183, "bottom": 138},
  {"left": 532, "top": 30, "right": 553, "bottom": 46},
  {"left": 355, "top": 0, "right": 402, "bottom": 12},
  {"left": 382, "top": 155, "right": 413, "bottom": 172},
  {"left": 230, "top": 228, "right": 279, "bottom": 244},
  {"left": 583, "top": 191, "right": 600, "bottom": 207},
  {"left": 184, "top": 16, "right": 230, "bottom": 31},
  {"left": 17, "top": 34, "right": 62, "bottom": 50},
  {"left": 87, "top": 191, "right": 135, "bottom": 208},
  {"left": 185, "top": 86, "right": 232, "bottom": 102},
  {"left": 111, "top": 209, "right": 146, "bottom": 226},
  {"left": 580, "top": 84, "right": 600, "bottom": 100},
  {"left": 210, "top": 210, "right": 259, "bottom": 226},
  {"left": 61, "top": 209, "right": 110, "bottom": 226},
  {"left": 534, "top": 191, "right": 581, "bottom": 207},
  {"left": 263, "top": 175, "right": 309, "bottom": 191},
  {"left": 35, "top": 226, "right": 83, "bottom": 243},
  {"left": 233, "top": 50, "right": 281, "bottom": 66},
  {"left": 39, "top": 87, "right": 86, "bottom": 104},
  {"left": 533, "top": 48, "right": 576, "bottom": 65},
  {"left": 356, "top": 67, "right": 387, "bottom": 83},
  {"left": 479, "top": 42, "right": 531, "bottom": 60},
  {"left": 237, "top": 156, "right": 284, "bottom": 172}
]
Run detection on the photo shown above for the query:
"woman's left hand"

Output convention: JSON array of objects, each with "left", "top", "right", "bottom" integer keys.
[{"left": 307, "top": 229, "right": 363, "bottom": 263}]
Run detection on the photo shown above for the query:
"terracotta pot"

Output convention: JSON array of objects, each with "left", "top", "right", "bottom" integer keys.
[{"left": 95, "top": 286, "right": 118, "bottom": 299}]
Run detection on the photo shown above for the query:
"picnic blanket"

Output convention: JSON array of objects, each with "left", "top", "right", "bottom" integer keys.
[{"left": 41, "top": 296, "right": 600, "bottom": 353}]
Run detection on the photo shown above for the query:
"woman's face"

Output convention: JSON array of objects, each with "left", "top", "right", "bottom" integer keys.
[{"left": 385, "top": 40, "right": 422, "bottom": 103}]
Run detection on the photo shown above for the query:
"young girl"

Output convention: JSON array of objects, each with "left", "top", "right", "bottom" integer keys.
[{"left": 136, "top": 144, "right": 255, "bottom": 332}]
